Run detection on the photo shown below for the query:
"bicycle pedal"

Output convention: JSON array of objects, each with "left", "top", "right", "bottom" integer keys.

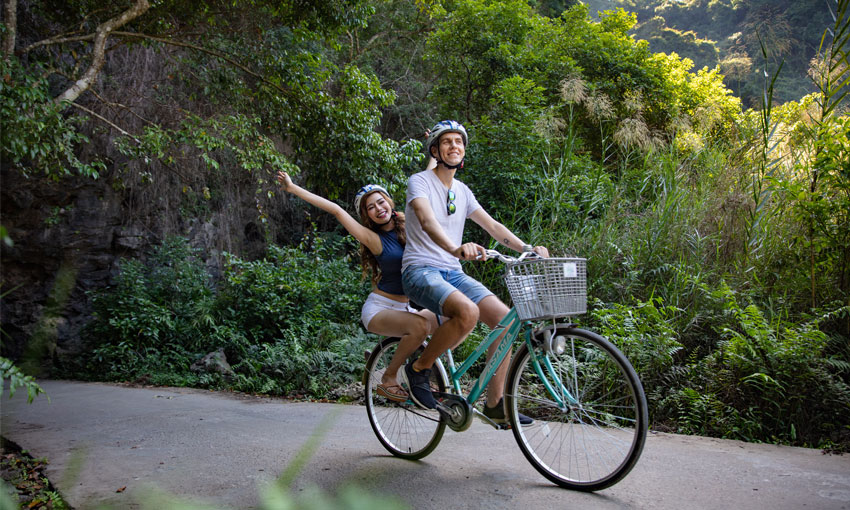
[{"left": 474, "top": 410, "right": 511, "bottom": 430}]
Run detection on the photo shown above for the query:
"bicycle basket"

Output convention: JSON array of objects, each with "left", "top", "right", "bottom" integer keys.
[{"left": 503, "top": 257, "right": 587, "bottom": 321}]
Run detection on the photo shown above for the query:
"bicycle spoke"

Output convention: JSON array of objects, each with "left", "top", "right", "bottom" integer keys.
[
  {"left": 365, "top": 338, "right": 446, "bottom": 460},
  {"left": 506, "top": 328, "right": 647, "bottom": 491}
]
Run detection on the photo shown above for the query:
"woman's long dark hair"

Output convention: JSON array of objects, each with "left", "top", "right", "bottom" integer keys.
[{"left": 358, "top": 190, "right": 406, "bottom": 288}]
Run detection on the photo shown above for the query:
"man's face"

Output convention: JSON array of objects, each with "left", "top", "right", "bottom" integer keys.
[{"left": 432, "top": 132, "right": 465, "bottom": 167}]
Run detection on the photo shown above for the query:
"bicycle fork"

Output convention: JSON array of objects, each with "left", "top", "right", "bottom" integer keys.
[{"left": 527, "top": 324, "right": 580, "bottom": 411}]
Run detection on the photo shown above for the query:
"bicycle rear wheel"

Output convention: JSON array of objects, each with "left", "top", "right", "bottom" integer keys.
[
  {"left": 506, "top": 326, "right": 647, "bottom": 491},
  {"left": 364, "top": 337, "right": 447, "bottom": 460}
]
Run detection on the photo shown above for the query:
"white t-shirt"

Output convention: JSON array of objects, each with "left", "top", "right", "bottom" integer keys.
[{"left": 402, "top": 169, "right": 481, "bottom": 272}]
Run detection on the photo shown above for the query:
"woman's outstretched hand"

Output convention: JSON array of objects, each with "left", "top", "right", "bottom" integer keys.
[{"left": 276, "top": 171, "right": 293, "bottom": 191}]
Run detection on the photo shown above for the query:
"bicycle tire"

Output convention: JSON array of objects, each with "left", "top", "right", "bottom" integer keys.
[
  {"left": 505, "top": 326, "right": 648, "bottom": 491},
  {"left": 364, "top": 337, "right": 447, "bottom": 460}
]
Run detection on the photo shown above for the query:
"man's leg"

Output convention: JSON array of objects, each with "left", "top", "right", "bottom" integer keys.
[
  {"left": 402, "top": 292, "right": 477, "bottom": 408},
  {"left": 411, "top": 291, "right": 478, "bottom": 372},
  {"left": 478, "top": 295, "right": 534, "bottom": 425}
]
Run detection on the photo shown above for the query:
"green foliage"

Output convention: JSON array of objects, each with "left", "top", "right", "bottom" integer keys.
[
  {"left": 75, "top": 236, "right": 375, "bottom": 398},
  {"left": 425, "top": 0, "right": 547, "bottom": 120},
  {"left": 656, "top": 283, "right": 850, "bottom": 445},
  {"left": 0, "top": 357, "right": 46, "bottom": 404},
  {"left": 589, "top": 298, "right": 683, "bottom": 394},
  {"left": 583, "top": 0, "right": 831, "bottom": 105},
  {"left": 115, "top": 114, "right": 296, "bottom": 177},
  {"left": 217, "top": 236, "right": 366, "bottom": 343},
  {"left": 0, "top": 57, "right": 104, "bottom": 180},
  {"left": 86, "top": 237, "right": 222, "bottom": 354},
  {"left": 169, "top": 17, "right": 421, "bottom": 201}
]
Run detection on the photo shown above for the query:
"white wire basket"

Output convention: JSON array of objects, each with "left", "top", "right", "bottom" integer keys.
[{"left": 503, "top": 257, "right": 587, "bottom": 321}]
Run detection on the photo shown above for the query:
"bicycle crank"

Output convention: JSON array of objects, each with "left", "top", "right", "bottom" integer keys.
[{"left": 433, "top": 392, "right": 473, "bottom": 432}]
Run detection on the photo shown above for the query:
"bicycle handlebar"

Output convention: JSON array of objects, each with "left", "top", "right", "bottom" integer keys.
[{"left": 477, "top": 247, "right": 541, "bottom": 264}]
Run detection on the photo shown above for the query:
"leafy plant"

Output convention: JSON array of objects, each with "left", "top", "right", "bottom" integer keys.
[
  {"left": 657, "top": 283, "right": 850, "bottom": 446},
  {"left": 0, "top": 357, "right": 45, "bottom": 404},
  {"left": 75, "top": 234, "right": 376, "bottom": 398},
  {"left": 0, "top": 57, "right": 104, "bottom": 180},
  {"left": 588, "top": 297, "right": 683, "bottom": 413}
]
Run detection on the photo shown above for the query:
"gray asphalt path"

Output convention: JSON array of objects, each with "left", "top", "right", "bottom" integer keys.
[{"left": 1, "top": 380, "right": 849, "bottom": 509}]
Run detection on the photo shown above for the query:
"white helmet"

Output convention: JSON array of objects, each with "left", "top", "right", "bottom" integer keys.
[
  {"left": 425, "top": 120, "right": 468, "bottom": 169},
  {"left": 353, "top": 184, "right": 390, "bottom": 218}
]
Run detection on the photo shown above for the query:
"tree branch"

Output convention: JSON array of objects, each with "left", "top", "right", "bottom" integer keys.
[
  {"left": 88, "top": 87, "right": 156, "bottom": 127},
  {"left": 54, "top": 0, "right": 151, "bottom": 108},
  {"left": 69, "top": 101, "right": 192, "bottom": 182},
  {"left": 22, "top": 33, "right": 95, "bottom": 54},
  {"left": 68, "top": 101, "right": 135, "bottom": 139},
  {"left": 3, "top": 0, "right": 16, "bottom": 58}
]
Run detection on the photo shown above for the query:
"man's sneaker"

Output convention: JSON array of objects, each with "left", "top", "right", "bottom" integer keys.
[
  {"left": 482, "top": 398, "right": 533, "bottom": 426},
  {"left": 401, "top": 361, "right": 437, "bottom": 409}
]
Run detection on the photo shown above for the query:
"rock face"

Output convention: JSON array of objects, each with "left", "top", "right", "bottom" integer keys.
[
  {"left": 0, "top": 162, "right": 303, "bottom": 374},
  {"left": 0, "top": 169, "right": 128, "bottom": 368}
]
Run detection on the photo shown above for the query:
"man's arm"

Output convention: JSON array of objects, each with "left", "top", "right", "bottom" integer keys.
[
  {"left": 410, "top": 197, "right": 486, "bottom": 260},
  {"left": 469, "top": 208, "right": 549, "bottom": 257}
]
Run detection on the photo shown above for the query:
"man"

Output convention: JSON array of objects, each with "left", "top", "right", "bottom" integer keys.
[{"left": 400, "top": 120, "right": 549, "bottom": 424}]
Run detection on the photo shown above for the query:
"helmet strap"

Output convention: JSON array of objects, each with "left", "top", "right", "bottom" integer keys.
[
  {"left": 376, "top": 211, "right": 395, "bottom": 227},
  {"left": 440, "top": 158, "right": 463, "bottom": 170},
  {"left": 434, "top": 148, "right": 464, "bottom": 170}
]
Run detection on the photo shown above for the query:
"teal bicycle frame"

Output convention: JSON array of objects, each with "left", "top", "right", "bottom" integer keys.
[{"left": 441, "top": 308, "right": 578, "bottom": 409}]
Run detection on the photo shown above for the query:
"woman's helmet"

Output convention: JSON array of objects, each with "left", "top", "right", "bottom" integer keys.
[
  {"left": 425, "top": 120, "right": 468, "bottom": 170},
  {"left": 353, "top": 184, "right": 390, "bottom": 218}
]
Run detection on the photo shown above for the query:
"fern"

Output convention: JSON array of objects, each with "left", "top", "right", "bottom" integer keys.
[{"left": 0, "top": 357, "right": 46, "bottom": 404}]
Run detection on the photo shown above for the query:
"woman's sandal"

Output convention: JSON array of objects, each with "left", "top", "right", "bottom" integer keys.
[{"left": 377, "top": 383, "right": 409, "bottom": 402}]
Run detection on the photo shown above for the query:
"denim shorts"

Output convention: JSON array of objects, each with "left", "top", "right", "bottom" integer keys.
[{"left": 402, "top": 265, "right": 494, "bottom": 317}]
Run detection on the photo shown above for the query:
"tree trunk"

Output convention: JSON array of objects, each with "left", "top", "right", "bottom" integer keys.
[
  {"left": 2, "top": 0, "right": 16, "bottom": 59},
  {"left": 54, "top": 0, "right": 150, "bottom": 108}
]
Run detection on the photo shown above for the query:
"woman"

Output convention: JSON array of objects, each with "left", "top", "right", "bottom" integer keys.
[{"left": 276, "top": 171, "right": 437, "bottom": 401}]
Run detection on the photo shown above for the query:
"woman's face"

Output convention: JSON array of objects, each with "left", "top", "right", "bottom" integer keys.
[{"left": 364, "top": 192, "right": 392, "bottom": 225}]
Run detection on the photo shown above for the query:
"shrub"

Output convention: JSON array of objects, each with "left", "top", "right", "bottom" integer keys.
[
  {"left": 75, "top": 235, "right": 376, "bottom": 398},
  {"left": 656, "top": 283, "right": 850, "bottom": 446}
]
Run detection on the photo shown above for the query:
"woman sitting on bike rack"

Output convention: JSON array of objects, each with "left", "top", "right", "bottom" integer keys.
[{"left": 277, "top": 171, "right": 438, "bottom": 401}]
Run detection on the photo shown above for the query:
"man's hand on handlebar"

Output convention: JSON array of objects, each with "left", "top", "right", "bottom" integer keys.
[
  {"left": 531, "top": 246, "right": 550, "bottom": 258},
  {"left": 455, "top": 242, "right": 487, "bottom": 261}
]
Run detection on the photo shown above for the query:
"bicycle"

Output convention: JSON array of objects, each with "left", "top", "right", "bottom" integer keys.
[{"left": 363, "top": 248, "right": 648, "bottom": 491}]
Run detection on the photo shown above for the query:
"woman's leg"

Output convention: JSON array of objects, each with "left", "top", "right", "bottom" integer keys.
[{"left": 367, "top": 310, "right": 431, "bottom": 388}]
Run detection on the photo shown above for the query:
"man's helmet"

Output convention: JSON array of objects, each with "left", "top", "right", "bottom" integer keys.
[
  {"left": 425, "top": 120, "right": 468, "bottom": 168},
  {"left": 353, "top": 184, "right": 390, "bottom": 218}
]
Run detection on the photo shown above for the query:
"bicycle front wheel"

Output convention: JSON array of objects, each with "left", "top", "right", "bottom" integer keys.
[
  {"left": 506, "top": 326, "right": 647, "bottom": 491},
  {"left": 364, "top": 337, "right": 447, "bottom": 460}
]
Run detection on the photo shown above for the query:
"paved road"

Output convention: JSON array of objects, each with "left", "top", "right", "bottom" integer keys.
[{"left": 1, "top": 380, "right": 849, "bottom": 509}]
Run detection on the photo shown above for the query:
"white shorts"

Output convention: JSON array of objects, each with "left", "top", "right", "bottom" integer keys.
[{"left": 360, "top": 292, "right": 415, "bottom": 330}]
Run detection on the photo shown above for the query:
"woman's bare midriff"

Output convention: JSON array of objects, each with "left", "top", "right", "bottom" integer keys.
[{"left": 373, "top": 287, "right": 408, "bottom": 303}]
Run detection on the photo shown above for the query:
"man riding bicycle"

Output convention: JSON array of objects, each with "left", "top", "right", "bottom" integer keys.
[{"left": 400, "top": 120, "right": 549, "bottom": 423}]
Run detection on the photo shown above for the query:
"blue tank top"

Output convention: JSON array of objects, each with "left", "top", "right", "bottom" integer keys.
[{"left": 376, "top": 229, "right": 404, "bottom": 295}]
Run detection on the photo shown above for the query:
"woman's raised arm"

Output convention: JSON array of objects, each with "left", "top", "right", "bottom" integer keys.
[{"left": 277, "top": 171, "right": 382, "bottom": 254}]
